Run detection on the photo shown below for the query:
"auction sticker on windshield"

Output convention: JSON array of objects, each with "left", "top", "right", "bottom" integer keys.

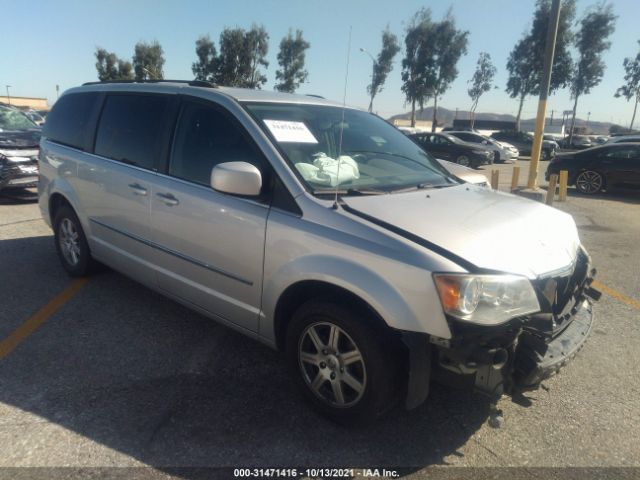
[{"left": 263, "top": 119, "right": 318, "bottom": 143}]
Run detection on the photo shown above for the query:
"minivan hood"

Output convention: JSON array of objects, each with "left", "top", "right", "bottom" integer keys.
[{"left": 341, "top": 185, "right": 579, "bottom": 279}]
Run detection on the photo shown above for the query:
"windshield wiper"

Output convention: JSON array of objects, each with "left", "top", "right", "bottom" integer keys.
[
  {"left": 312, "top": 187, "right": 387, "bottom": 196},
  {"left": 388, "top": 183, "right": 455, "bottom": 194}
]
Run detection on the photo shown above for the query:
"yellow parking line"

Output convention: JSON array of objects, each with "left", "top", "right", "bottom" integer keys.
[
  {"left": 0, "top": 278, "right": 88, "bottom": 360},
  {"left": 592, "top": 280, "right": 640, "bottom": 311}
]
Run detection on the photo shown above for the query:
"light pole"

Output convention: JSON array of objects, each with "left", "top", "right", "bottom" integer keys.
[
  {"left": 5, "top": 85, "right": 11, "bottom": 105},
  {"left": 526, "top": 0, "right": 561, "bottom": 191},
  {"left": 359, "top": 47, "right": 376, "bottom": 113}
]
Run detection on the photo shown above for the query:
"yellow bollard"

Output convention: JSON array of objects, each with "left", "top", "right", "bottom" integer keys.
[
  {"left": 491, "top": 170, "right": 499, "bottom": 190},
  {"left": 559, "top": 170, "right": 568, "bottom": 201},
  {"left": 511, "top": 166, "right": 520, "bottom": 192},
  {"left": 546, "top": 174, "right": 558, "bottom": 205}
]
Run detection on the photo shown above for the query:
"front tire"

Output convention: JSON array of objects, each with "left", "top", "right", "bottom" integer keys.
[
  {"left": 53, "top": 205, "right": 96, "bottom": 276},
  {"left": 456, "top": 155, "right": 471, "bottom": 167},
  {"left": 286, "top": 300, "right": 398, "bottom": 425},
  {"left": 575, "top": 170, "right": 604, "bottom": 195}
]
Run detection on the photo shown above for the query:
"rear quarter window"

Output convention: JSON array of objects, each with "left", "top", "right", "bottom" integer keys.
[{"left": 42, "top": 92, "right": 100, "bottom": 150}]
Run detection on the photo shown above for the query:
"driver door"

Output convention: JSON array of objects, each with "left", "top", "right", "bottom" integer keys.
[
  {"left": 429, "top": 134, "right": 453, "bottom": 160},
  {"left": 149, "top": 97, "right": 271, "bottom": 333}
]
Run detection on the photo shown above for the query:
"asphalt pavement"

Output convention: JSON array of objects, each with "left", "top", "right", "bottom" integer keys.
[{"left": 0, "top": 174, "right": 638, "bottom": 478}]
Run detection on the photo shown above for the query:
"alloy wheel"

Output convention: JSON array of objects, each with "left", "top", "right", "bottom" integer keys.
[
  {"left": 58, "top": 217, "right": 81, "bottom": 266},
  {"left": 576, "top": 171, "right": 603, "bottom": 194},
  {"left": 298, "top": 322, "right": 367, "bottom": 408},
  {"left": 457, "top": 155, "right": 471, "bottom": 167}
]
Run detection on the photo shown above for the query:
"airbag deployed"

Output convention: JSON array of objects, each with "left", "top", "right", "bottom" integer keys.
[{"left": 295, "top": 153, "right": 359, "bottom": 186}]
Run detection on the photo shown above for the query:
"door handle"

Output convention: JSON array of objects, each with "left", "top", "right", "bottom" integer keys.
[
  {"left": 128, "top": 183, "right": 147, "bottom": 196},
  {"left": 156, "top": 192, "right": 179, "bottom": 206}
]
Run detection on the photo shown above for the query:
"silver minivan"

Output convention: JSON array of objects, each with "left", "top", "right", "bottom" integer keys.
[{"left": 39, "top": 81, "right": 600, "bottom": 424}]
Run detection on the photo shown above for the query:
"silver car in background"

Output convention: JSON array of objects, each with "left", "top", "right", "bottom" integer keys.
[
  {"left": 39, "top": 81, "right": 599, "bottom": 424},
  {"left": 448, "top": 130, "right": 519, "bottom": 162}
]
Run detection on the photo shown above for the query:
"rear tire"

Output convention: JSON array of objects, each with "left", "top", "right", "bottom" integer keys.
[
  {"left": 286, "top": 300, "right": 399, "bottom": 426},
  {"left": 53, "top": 205, "right": 97, "bottom": 277}
]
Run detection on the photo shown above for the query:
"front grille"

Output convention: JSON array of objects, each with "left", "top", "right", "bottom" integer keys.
[{"left": 532, "top": 248, "right": 589, "bottom": 318}]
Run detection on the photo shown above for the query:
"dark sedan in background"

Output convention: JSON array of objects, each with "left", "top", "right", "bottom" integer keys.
[
  {"left": 546, "top": 143, "right": 640, "bottom": 194},
  {"left": 409, "top": 132, "right": 494, "bottom": 168},
  {"left": 0, "top": 105, "right": 41, "bottom": 195},
  {"left": 491, "top": 130, "right": 557, "bottom": 159}
]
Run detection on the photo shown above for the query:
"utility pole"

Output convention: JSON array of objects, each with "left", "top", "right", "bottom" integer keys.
[
  {"left": 56, "top": 84, "right": 60, "bottom": 100},
  {"left": 5, "top": 85, "right": 11, "bottom": 105},
  {"left": 586, "top": 111, "right": 591, "bottom": 131},
  {"left": 526, "top": 0, "right": 561, "bottom": 190},
  {"left": 550, "top": 109, "right": 554, "bottom": 126}
]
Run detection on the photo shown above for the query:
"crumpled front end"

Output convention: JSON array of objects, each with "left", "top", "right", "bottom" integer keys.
[
  {"left": 0, "top": 148, "right": 40, "bottom": 190},
  {"left": 429, "top": 247, "right": 600, "bottom": 401}
]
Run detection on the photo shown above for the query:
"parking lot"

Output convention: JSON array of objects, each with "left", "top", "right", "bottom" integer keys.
[{"left": 0, "top": 160, "right": 639, "bottom": 477}]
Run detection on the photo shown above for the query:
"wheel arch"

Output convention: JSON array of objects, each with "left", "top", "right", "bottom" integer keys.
[
  {"left": 48, "top": 192, "right": 73, "bottom": 224},
  {"left": 273, "top": 280, "right": 396, "bottom": 352}
]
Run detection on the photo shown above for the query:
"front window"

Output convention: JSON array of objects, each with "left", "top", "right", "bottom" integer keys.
[
  {"left": 245, "top": 103, "right": 456, "bottom": 194},
  {"left": 0, "top": 107, "right": 37, "bottom": 131}
]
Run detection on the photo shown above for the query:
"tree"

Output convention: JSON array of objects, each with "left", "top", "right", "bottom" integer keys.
[
  {"left": 568, "top": 3, "right": 617, "bottom": 142},
  {"left": 245, "top": 24, "right": 270, "bottom": 89},
  {"left": 275, "top": 30, "right": 310, "bottom": 93},
  {"left": 216, "top": 25, "right": 269, "bottom": 88},
  {"left": 366, "top": 27, "right": 400, "bottom": 113},
  {"left": 614, "top": 40, "right": 640, "bottom": 132},
  {"left": 467, "top": 52, "right": 496, "bottom": 128},
  {"left": 192, "top": 35, "right": 217, "bottom": 82},
  {"left": 506, "top": 0, "right": 576, "bottom": 130},
  {"left": 428, "top": 11, "right": 469, "bottom": 132},
  {"left": 95, "top": 48, "right": 133, "bottom": 81},
  {"left": 133, "top": 41, "right": 165, "bottom": 81},
  {"left": 401, "top": 9, "right": 436, "bottom": 127}
]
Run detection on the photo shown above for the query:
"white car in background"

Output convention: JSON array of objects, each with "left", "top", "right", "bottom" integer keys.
[{"left": 496, "top": 141, "right": 519, "bottom": 161}]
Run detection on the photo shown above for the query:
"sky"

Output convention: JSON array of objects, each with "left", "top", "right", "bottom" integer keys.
[{"left": 1, "top": 0, "right": 639, "bottom": 125}]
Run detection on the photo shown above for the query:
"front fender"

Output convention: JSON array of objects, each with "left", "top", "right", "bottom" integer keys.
[{"left": 260, "top": 254, "right": 451, "bottom": 342}]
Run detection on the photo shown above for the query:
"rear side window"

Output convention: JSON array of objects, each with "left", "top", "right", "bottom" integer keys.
[
  {"left": 169, "top": 101, "right": 266, "bottom": 186},
  {"left": 43, "top": 92, "right": 99, "bottom": 150},
  {"left": 457, "top": 133, "right": 475, "bottom": 142},
  {"left": 95, "top": 94, "right": 169, "bottom": 170}
]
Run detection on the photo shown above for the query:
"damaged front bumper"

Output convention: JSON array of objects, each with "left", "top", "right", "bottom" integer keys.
[
  {"left": 404, "top": 248, "right": 601, "bottom": 408},
  {"left": 0, "top": 149, "right": 40, "bottom": 191}
]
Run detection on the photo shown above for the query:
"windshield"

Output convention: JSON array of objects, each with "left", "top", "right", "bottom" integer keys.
[
  {"left": 245, "top": 103, "right": 457, "bottom": 194},
  {"left": 0, "top": 107, "right": 37, "bottom": 131}
]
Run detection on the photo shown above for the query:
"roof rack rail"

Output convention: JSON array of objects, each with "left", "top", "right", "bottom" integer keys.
[
  {"left": 81, "top": 79, "right": 217, "bottom": 88},
  {"left": 305, "top": 94, "right": 325, "bottom": 99}
]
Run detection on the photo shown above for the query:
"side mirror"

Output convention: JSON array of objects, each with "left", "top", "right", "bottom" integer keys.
[
  {"left": 482, "top": 140, "right": 489, "bottom": 145},
  {"left": 210, "top": 161, "right": 262, "bottom": 196}
]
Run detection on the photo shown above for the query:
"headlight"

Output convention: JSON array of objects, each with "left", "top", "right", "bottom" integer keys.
[{"left": 433, "top": 273, "right": 540, "bottom": 325}]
